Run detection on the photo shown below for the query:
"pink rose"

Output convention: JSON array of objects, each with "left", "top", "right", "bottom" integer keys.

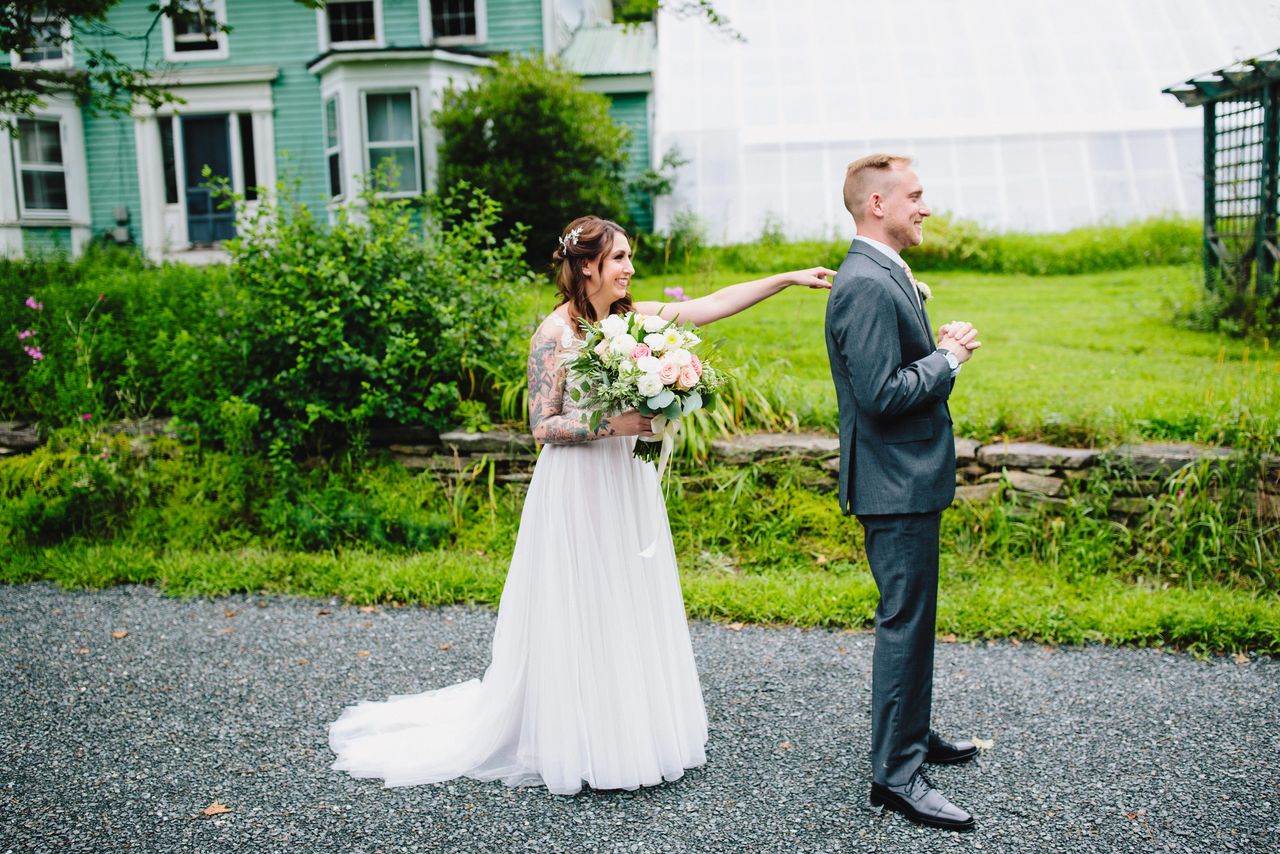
[
  {"left": 690, "top": 354, "right": 703, "bottom": 376},
  {"left": 677, "top": 366, "right": 699, "bottom": 390},
  {"left": 630, "top": 343, "right": 652, "bottom": 360},
  {"left": 658, "top": 360, "right": 680, "bottom": 385}
]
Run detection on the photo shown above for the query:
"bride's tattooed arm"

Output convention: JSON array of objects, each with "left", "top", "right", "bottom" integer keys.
[{"left": 527, "top": 332, "right": 616, "bottom": 443}]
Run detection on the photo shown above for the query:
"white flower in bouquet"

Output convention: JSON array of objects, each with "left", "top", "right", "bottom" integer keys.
[
  {"left": 658, "top": 329, "right": 683, "bottom": 352},
  {"left": 600, "top": 315, "right": 629, "bottom": 338},
  {"left": 635, "top": 354, "right": 661, "bottom": 374},
  {"left": 637, "top": 373, "right": 663, "bottom": 397},
  {"left": 667, "top": 348, "right": 693, "bottom": 368},
  {"left": 643, "top": 331, "right": 666, "bottom": 352},
  {"left": 609, "top": 333, "right": 638, "bottom": 356},
  {"left": 642, "top": 314, "right": 668, "bottom": 333}
]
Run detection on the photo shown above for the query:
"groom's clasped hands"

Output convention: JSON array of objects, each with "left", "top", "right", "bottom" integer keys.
[{"left": 936, "top": 320, "right": 982, "bottom": 363}]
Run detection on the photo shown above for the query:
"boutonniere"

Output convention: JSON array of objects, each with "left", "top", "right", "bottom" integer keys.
[{"left": 915, "top": 280, "right": 932, "bottom": 302}]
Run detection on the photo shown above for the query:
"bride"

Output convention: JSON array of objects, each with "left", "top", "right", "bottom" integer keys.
[{"left": 329, "top": 216, "right": 833, "bottom": 795}]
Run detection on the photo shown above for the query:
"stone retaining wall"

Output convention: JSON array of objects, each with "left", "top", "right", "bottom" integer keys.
[{"left": 3, "top": 422, "right": 1277, "bottom": 517}]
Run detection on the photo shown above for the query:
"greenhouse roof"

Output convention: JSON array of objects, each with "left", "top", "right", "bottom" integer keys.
[
  {"left": 561, "top": 23, "right": 655, "bottom": 77},
  {"left": 1164, "top": 49, "right": 1280, "bottom": 107}
]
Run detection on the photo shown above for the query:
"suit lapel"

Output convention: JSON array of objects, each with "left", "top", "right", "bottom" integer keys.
[
  {"left": 853, "top": 241, "right": 930, "bottom": 340},
  {"left": 888, "top": 264, "right": 931, "bottom": 339}
]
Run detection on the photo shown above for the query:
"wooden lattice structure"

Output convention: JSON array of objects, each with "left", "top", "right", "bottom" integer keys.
[{"left": 1165, "top": 50, "right": 1280, "bottom": 299}]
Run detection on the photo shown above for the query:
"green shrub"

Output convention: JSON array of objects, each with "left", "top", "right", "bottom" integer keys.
[
  {"left": 0, "top": 244, "right": 241, "bottom": 430},
  {"left": 636, "top": 214, "right": 1201, "bottom": 277},
  {"left": 222, "top": 178, "right": 533, "bottom": 456},
  {"left": 435, "top": 54, "right": 631, "bottom": 262}
]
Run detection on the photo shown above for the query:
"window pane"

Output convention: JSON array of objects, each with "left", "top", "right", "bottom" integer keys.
[
  {"left": 325, "top": 99, "right": 339, "bottom": 148},
  {"left": 17, "top": 119, "right": 63, "bottom": 166},
  {"left": 431, "top": 0, "right": 477, "bottom": 38},
  {"left": 368, "top": 147, "right": 419, "bottom": 192},
  {"left": 173, "top": 0, "right": 220, "bottom": 51},
  {"left": 160, "top": 118, "right": 179, "bottom": 204},
  {"left": 366, "top": 93, "right": 413, "bottom": 143},
  {"left": 329, "top": 152, "right": 343, "bottom": 198},
  {"left": 20, "top": 12, "right": 64, "bottom": 63},
  {"left": 329, "top": 0, "right": 376, "bottom": 43},
  {"left": 238, "top": 114, "right": 258, "bottom": 201},
  {"left": 22, "top": 170, "right": 69, "bottom": 211}
]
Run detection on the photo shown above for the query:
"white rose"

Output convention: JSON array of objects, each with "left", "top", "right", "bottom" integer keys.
[
  {"left": 600, "top": 315, "right": 628, "bottom": 338},
  {"left": 643, "top": 314, "right": 668, "bottom": 333},
  {"left": 609, "top": 333, "right": 638, "bottom": 356},
  {"left": 668, "top": 348, "right": 692, "bottom": 367},
  {"left": 635, "top": 355, "right": 661, "bottom": 373},
  {"left": 644, "top": 332, "right": 666, "bottom": 352},
  {"left": 619, "top": 358, "right": 635, "bottom": 374},
  {"left": 637, "top": 374, "right": 663, "bottom": 397}
]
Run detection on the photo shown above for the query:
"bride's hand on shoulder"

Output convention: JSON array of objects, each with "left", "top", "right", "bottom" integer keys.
[
  {"left": 786, "top": 267, "right": 836, "bottom": 289},
  {"left": 605, "top": 410, "right": 655, "bottom": 438}
]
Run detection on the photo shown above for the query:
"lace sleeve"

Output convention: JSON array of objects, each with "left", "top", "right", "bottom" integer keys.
[{"left": 527, "top": 319, "right": 619, "bottom": 444}]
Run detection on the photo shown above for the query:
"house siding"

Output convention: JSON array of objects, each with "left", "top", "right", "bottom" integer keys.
[
  {"left": 486, "top": 0, "right": 543, "bottom": 54},
  {"left": 608, "top": 93, "right": 652, "bottom": 231},
  {"left": 22, "top": 227, "right": 73, "bottom": 256}
]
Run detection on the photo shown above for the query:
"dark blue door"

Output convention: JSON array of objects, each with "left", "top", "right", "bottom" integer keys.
[{"left": 182, "top": 115, "right": 235, "bottom": 244}]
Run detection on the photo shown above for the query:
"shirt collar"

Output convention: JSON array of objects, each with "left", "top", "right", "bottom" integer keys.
[{"left": 854, "top": 235, "right": 907, "bottom": 271}]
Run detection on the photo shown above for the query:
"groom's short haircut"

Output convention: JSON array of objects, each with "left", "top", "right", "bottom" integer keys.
[{"left": 844, "top": 154, "right": 913, "bottom": 223}]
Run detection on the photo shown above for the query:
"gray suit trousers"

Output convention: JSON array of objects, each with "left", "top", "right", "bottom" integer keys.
[{"left": 858, "top": 511, "right": 941, "bottom": 786}]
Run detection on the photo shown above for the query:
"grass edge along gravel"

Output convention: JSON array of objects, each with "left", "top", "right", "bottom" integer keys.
[{"left": 3, "top": 543, "right": 1277, "bottom": 655}]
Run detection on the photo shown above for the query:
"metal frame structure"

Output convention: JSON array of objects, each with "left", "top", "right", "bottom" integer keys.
[{"left": 1164, "top": 50, "right": 1280, "bottom": 299}]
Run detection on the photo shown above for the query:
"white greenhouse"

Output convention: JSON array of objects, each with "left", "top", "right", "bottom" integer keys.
[{"left": 652, "top": 0, "right": 1280, "bottom": 242}]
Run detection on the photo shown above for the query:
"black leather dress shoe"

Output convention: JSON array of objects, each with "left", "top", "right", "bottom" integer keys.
[
  {"left": 870, "top": 771, "right": 975, "bottom": 832},
  {"left": 926, "top": 730, "right": 978, "bottom": 765}
]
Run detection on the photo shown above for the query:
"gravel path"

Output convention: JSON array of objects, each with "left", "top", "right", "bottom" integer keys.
[{"left": 1, "top": 583, "right": 1276, "bottom": 854}]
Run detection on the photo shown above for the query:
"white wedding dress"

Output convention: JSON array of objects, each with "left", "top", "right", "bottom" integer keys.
[{"left": 328, "top": 314, "right": 708, "bottom": 795}]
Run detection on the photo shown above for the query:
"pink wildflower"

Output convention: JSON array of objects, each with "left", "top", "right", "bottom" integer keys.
[
  {"left": 97, "top": 294, "right": 106, "bottom": 301},
  {"left": 99, "top": 452, "right": 109, "bottom": 460},
  {"left": 23, "top": 346, "right": 43, "bottom": 360},
  {"left": 663, "top": 286, "right": 689, "bottom": 302},
  {"left": 17, "top": 329, "right": 34, "bottom": 340},
  {"left": 82, "top": 413, "right": 93, "bottom": 421},
  {"left": 24, "top": 296, "right": 43, "bottom": 311}
]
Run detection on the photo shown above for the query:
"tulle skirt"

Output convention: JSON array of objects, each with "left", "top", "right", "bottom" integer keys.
[{"left": 328, "top": 436, "right": 708, "bottom": 795}]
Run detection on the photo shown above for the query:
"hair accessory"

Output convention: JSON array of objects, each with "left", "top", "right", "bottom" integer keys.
[{"left": 557, "top": 226, "right": 583, "bottom": 251}]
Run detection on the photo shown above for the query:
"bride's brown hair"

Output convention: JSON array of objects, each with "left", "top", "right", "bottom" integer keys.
[{"left": 552, "top": 216, "right": 635, "bottom": 329}]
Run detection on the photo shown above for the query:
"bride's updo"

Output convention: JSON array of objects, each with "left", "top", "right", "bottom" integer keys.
[{"left": 552, "top": 215, "right": 635, "bottom": 328}]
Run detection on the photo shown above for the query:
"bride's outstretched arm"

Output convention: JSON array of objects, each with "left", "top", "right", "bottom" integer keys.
[
  {"left": 633, "top": 267, "right": 835, "bottom": 327},
  {"left": 527, "top": 331, "right": 652, "bottom": 444}
]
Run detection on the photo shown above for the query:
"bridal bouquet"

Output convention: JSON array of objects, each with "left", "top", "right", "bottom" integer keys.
[{"left": 564, "top": 311, "right": 727, "bottom": 477}]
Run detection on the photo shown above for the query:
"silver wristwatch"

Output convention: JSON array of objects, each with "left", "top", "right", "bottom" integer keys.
[{"left": 938, "top": 348, "right": 960, "bottom": 372}]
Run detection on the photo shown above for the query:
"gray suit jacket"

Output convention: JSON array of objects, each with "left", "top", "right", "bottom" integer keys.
[{"left": 825, "top": 240, "right": 957, "bottom": 516}]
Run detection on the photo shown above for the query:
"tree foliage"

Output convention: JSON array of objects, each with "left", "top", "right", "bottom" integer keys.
[
  {"left": 0, "top": 0, "right": 321, "bottom": 126},
  {"left": 435, "top": 54, "right": 630, "bottom": 264}
]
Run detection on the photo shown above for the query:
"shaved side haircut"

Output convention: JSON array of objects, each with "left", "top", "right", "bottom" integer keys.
[{"left": 843, "top": 154, "right": 913, "bottom": 223}]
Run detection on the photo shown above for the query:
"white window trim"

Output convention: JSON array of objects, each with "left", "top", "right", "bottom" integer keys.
[
  {"left": 0, "top": 94, "right": 91, "bottom": 259},
  {"left": 324, "top": 98, "right": 345, "bottom": 201},
  {"left": 317, "top": 0, "right": 385, "bottom": 53},
  {"left": 360, "top": 89, "right": 422, "bottom": 198},
  {"left": 162, "top": 0, "right": 230, "bottom": 63},
  {"left": 13, "top": 116, "right": 72, "bottom": 221},
  {"left": 419, "top": 0, "right": 487, "bottom": 47},
  {"left": 9, "top": 12, "right": 73, "bottom": 70}
]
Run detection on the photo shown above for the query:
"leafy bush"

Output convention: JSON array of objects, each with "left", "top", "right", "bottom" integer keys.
[
  {"left": 219, "top": 178, "right": 534, "bottom": 457},
  {"left": 435, "top": 55, "right": 630, "bottom": 263},
  {"left": 0, "top": 244, "right": 241, "bottom": 430},
  {"left": 636, "top": 214, "right": 1201, "bottom": 277}
]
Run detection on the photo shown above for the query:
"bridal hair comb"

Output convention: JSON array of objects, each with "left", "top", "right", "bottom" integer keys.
[{"left": 558, "top": 226, "right": 583, "bottom": 251}]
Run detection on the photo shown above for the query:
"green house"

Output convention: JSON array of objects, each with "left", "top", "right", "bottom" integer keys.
[{"left": 1, "top": 0, "right": 656, "bottom": 261}]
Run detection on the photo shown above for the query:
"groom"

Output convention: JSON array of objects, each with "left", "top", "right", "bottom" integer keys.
[{"left": 824, "top": 154, "right": 981, "bottom": 832}]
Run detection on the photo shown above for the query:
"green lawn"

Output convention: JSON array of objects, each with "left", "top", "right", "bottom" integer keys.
[{"left": 524, "top": 264, "right": 1280, "bottom": 449}]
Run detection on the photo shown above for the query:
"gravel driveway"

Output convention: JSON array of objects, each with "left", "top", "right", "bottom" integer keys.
[{"left": 1, "top": 583, "right": 1276, "bottom": 853}]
